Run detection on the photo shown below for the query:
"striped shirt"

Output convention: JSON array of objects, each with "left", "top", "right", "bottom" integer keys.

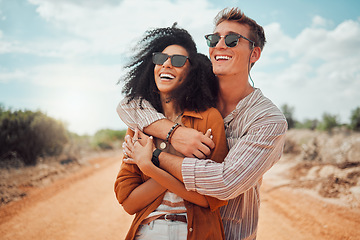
[
  {"left": 117, "top": 89, "right": 287, "bottom": 240},
  {"left": 144, "top": 131, "right": 187, "bottom": 224}
]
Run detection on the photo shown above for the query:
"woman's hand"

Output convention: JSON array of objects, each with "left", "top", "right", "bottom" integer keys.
[
  {"left": 123, "top": 128, "right": 151, "bottom": 160},
  {"left": 123, "top": 129, "right": 155, "bottom": 173},
  {"left": 132, "top": 136, "right": 155, "bottom": 175}
]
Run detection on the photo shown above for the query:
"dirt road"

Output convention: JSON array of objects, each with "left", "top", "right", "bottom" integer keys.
[
  {"left": 258, "top": 159, "right": 360, "bottom": 240},
  {"left": 1, "top": 154, "right": 359, "bottom": 240},
  {"left": 0, "top": 155, "right": 133, "bottom": 240}
]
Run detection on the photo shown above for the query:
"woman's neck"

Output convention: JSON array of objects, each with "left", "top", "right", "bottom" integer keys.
[{"left": 160, "top": 94, "right": 182, "bottom": 121}]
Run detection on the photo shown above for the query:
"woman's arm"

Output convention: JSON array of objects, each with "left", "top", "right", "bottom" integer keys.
[
  {"left": 117, "top": 98, "right": 214, "bottom": 158},
  {"left": 120, "top": 177, "right": 166, "bottom": 215},
  {"left": 114, "top": 128, "right": 167, "bottom": 215},
  {"left": 132, "top": 136, "right": 209, "bottom": 208}
]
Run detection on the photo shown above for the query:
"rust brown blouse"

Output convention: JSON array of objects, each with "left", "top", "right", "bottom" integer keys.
[{"left": 114, "top": 107, "right": 228, "bottom": 240}]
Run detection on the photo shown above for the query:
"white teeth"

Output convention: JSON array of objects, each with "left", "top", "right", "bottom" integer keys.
[
  {"left": 215, "top": 55, "right": 231, "bottom": 61},
  {"left": 160, "top": 73, "right": 175, "bottom": 79}
]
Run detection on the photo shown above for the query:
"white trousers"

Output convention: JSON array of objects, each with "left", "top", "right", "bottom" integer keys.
[{"left": 135, "top": 219, "right": 188, "bottom": 240}]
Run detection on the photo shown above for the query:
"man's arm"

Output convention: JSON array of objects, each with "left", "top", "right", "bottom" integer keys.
[
  {"left": 130, "top": 137, "right": 210, "bottom": 208},
  {"left": 117, "top": 97, "right": 166, "bottom": 132},
  {"left": 117, "top": 98, "right": 214, "bottom": 157},
  {"left": 182, "top": 122, "right": 287, "bottom": 200},
  {"left": 123, "top": 128, "right": 214, "bottom": 183},
  {"left": 157, "top": 151, "right": 184, "bottom": 182}
]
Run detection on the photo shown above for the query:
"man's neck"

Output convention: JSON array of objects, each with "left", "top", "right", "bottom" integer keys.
[{"left": 217, "top": 74, "right": 254, "bottom": 118}]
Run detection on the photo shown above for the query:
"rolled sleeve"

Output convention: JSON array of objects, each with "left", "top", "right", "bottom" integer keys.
[
  {"left": 181, "top": 157, "right": 198, "bottom": 191},
  {"left": 181, "top": 122, "right": 287, "bottom": 201},
  {"left": 117, "top": 98, "right": 166, "bottom": 131}
]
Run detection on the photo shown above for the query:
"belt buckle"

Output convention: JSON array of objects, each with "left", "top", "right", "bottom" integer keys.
[{"left": 164, "top": 214, "right": 174, "bottom": 222}]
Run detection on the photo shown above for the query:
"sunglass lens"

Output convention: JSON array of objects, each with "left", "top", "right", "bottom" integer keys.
[
  {"left": 206, "top": 34, "right": 220, "bottom": 48},
  {"left": 153, "top": 53, "right": 168, "bottom": 65},
  {"left": 171, "top": 55, "right": 187, "bottom": 67},
  {"left": 225, "top": 34, "right": 239, "bottom": 47}
]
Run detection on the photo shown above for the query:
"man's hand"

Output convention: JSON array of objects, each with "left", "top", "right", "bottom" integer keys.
[{"left": 171, "top": 127, "right": 215, "bottom": 158}]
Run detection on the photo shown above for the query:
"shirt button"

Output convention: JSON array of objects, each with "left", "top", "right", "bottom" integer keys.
[{"left": 189, "top": 228, "right": 193, "bottom": 232}]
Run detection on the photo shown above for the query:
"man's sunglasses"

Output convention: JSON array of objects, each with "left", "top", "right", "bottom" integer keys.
[
  {"left": 204, "top": 33, "right": 254, "bottom": 48},
  {"left": 152, "top": 52, "right": 189, "bottom": 68}
]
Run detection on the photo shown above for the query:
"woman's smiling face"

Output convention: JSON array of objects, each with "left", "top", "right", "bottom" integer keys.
[{"left": 154, "top": 45, "right": 190, "bottom": 97}]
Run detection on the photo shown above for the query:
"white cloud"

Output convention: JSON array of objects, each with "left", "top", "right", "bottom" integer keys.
[
  {"left": 29, "top": 63, "right": 122, "bottom": 92},
  {"left": 257, "top": 17, "right": 360, "bottom": 123},
  {"left": 0, "top": 70, "right": 27, "bottom": 83},
  {"left": 1, "top": 63, "right": 122, "bottom": 91},
  {"left": 2, "top": 1, "right": 360, "bottom": 133},
  {"left": 0, "top": 62, "right": 125, "bottom": 134},
  {"left": 1, "top": 0, "right": 222, "bottom": 134},
  {"left": 23, "top": 0, "right": 217, "bottom": 57},
  {"left": 311, "top": 15, "right": 332, "bottom": 28},
  {"left": 0, "top": 9, "right": 5, "bottom": 21}
]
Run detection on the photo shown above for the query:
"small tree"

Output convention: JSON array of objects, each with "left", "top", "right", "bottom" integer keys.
[
  {"left": 0, "top": 103, "right": 4, "bottom": 113},
  {"left": 317, "top": 113, "right": 340, "bottom": 132},
  {"left": 281, "top": 104, "right": 296, "bottom": 129},
  {"left": 349, "top": 107, "right": 360, "bottom": 131},
  {"left": 0, "top": 109, "right": 68, "bottom": 165},
  {"left": 295, "top": 118, "right": 318, "bottom": 130},
  {"left": 92, "top": 129, "right": 127, "bottom": 150}
]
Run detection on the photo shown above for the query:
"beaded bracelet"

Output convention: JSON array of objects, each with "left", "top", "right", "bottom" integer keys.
[{"left": 166, "top": 123, "right": 180, "bottom": 144}]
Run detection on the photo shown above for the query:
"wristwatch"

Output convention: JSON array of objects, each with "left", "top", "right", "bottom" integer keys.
[{"left": 152, "top": 149, "right": 162, "bottom": 167}]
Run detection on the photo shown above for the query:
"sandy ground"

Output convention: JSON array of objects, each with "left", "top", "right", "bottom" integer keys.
[
  {"left": 0, "top": 153, "right": 359, "bottom": 240},
  {"left": 0, "top": 154, "right": 133, "bottom": 240},
  {"left": 258, "top": 156, "right": 360, "bottom": 240}
]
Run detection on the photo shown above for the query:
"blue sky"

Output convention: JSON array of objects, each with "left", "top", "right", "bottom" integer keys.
[{"left": 1, "top": 0, "right": 359, "bottom": 135}]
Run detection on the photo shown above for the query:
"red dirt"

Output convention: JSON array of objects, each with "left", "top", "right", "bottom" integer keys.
[
  {"left": 0, "top": 154, "right": 133, "bottom": 240},
  {"left": 0, "top": 153, "right": 359, "bottom": 240}
]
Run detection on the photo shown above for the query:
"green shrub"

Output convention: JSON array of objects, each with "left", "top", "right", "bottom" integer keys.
[
  {"left": 317, "top": 113, "right": 340, "bottom": 132},
  {"left": 295, "top": 119, "right": 318, "bottom": 130},
  {"left": 349, "top": 107, "right": 360, "bottom": 131},
  {"left": 0, "top": 108, "right": 68, "bottom": 165},
  {"left": 281, "top": 104, "right": 296, "bottom": 129},
  {"left": 92, "top": 129, "right": 127, "bottom": 150}
]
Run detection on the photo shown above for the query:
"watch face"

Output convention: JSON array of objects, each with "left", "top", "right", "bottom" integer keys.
[{"left": 160, "top": 142, "right": 167, "bottom": 149}]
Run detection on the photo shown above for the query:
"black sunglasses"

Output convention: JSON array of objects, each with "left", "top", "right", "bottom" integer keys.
[
  {"left": 204, "top": 33, "right": 255, "bottom": 48},
  {"left": 152, "top": 52, "right": 189, "bottom": 68}
]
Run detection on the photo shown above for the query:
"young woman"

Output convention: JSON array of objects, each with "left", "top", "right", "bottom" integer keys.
[{"left": 114, "top": 26, "right": 228, "bottom": 240}]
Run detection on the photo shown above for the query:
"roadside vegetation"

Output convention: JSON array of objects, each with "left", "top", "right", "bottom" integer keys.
[
  {"left": 281, "top": 104, "right": 360, "bottom": 132},
  {"left": 0, "top": 103, "right": 359, "bottom": 206},
  {"left": 280, "top": 104, "right": 360, "bottom": 203},
  {"left": 1, "top": 103, "right": 359, "bottom": 168},
  {"left": 0, "top": 104, "right": 126, "bottom": 168}
]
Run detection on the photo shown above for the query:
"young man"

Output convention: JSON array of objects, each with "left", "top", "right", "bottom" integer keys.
[{"left": 119, "top": 8, "right": 287, "bottom": 240}]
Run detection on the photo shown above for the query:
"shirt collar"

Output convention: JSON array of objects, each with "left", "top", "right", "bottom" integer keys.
[
  {"left": 223, "top": 88, "right": 262, "bottom": 124},
  {"left": 183, "top": 110, "right": 203, "bottom": 120}
]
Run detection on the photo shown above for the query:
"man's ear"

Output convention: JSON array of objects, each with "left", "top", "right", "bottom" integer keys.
[{"left": 250, "top": 46, "right": 261, "bottom": 65}]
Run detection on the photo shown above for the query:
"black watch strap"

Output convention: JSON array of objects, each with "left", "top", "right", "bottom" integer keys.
[{"left": 152, "top": 149, "right": 162, "bottom": 168}]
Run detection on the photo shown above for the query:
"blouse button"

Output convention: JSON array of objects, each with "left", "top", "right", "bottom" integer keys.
[{"left": 189, "top": 228, "right": 193, "bottom": 232}]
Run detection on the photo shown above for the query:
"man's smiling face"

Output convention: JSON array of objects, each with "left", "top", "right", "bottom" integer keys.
[{"left": 209, "top": 21, "right": 253, "bottom": 78}]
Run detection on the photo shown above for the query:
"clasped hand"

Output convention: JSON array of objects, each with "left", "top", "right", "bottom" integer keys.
[
  {"left": 122, "top": 129, "right": 154, "bottom": 173},
  {"left": 122, "top": 127, "right": 214, "bottom": 168}
]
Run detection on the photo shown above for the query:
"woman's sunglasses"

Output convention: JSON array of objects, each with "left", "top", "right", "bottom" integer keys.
[
  {"left": 152, "top": 52, "right": 189, "bottom": 68},
  {"left": 204, "top": 33, "right": 254, "bottom": 48}
]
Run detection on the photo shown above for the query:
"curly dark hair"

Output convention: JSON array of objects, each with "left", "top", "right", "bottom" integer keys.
[{"left": 120, "top": 25, "right": 219, "bottom": 113}]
